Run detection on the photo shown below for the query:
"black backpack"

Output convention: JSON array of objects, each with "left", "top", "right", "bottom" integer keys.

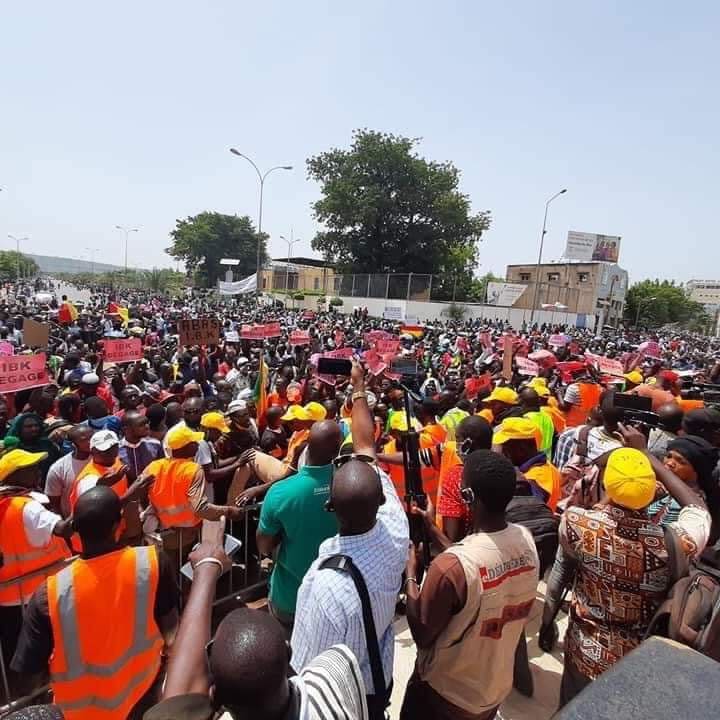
[{"left": 506, "top": 488, "right": 559, "bottom": 575}]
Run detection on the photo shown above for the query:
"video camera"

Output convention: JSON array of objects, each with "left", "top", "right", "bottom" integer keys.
[
  {"left": 613, "top": 393, "right": 660, "bottom": 430},
  {"left": 680, "top": 380, "right": 720, "bottom": 407}
]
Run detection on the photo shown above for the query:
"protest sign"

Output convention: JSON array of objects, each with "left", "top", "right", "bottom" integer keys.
[
  {"left": 289, "top": 330, "right": 311, "bottom": 346},
  {"left": 178, "top": 318, "right": 221, "bottom": 346},
  {"left": 502, "top": 335, "right": 514, "bottom": 381},
  {"left": 465, "top": 373, "right": 492, "bottom": 399},
  {"left": 0, "top": 353, "right": 48, "bottom": 393},
  {"left": 263, "top": 322, "right": 282, "bottom": 338},
  {"left": 240, "top": 324, "right": 266, "bottom": 341},
  {"left": 365, "top": 330, "right": 393, "bottom": 344},
  {"left": 224, "top": 330, "right": 240, "bottom": 343},
  {"left": 516, "top": 356, "right": 540, "bottom": 376},
  {"left": 104, "top": 338, "right": 143, "bottom": 364},
  {"left": 324, "top": 347, "right": 354, "bottom": 360},
  {"left": 376, "top": 339, "right": 401, "bottom": 354},
  {"left": 24, "top": 318, "right": 50, "bottom": 348},
  {"left": 478, "top": 332, "right": 492, "bottom": 350},
  {"left": 585, "top": 352, "right": 625, "bottom": 377},
  {"left": 0, "top": 342, "right": 14, "bottom": 357},
  {"left": 548, "top": 334, "right": 569, "bottom": 347}
]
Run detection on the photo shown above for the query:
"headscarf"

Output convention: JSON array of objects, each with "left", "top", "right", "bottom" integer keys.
[{"left": 667, "top": 435, "right": 719, "bottom": 495}]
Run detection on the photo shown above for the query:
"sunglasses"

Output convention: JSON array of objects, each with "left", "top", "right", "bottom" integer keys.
[{"left": 326, "top": 453, "right": 378, "bottom": 512}]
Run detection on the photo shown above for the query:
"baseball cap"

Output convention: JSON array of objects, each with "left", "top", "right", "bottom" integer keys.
[
  {"left": 81, "top": 373, "right": 100, "bottom": 385},
  {"left": 623, "top": 371, "right": 644, "bottom": 384},
  {"left": 90, "top": 430, "right": 120, "bottom": 452},
  {"left": 226, "top": 399, "right": 248, "bottom": 415},
  {"left": 482, "top": 387, "right": 519, "bottom": 405},
  {"left": 603, "top": 448, "right": 656, "bottom": 510},
  {"left": 236, "top": 356, "right": 249, "bottom": 366},
  {"left": 281, "top": 405, "right": 311, "bottom": 422},
  {"left": 201, "top": 412, "right": 230, "bottom": 434},
  {"left": 0, "top": 449, "right": 48, "bottom": 484},
  {"left": 166, "top": 424, "right": 205, "bottom": 451},
  {"left": 304, "top": 402, "right": 327, "bottom": 422},
  {"left": 527, "top": 377, "right": 550, "bottom": 398},
  {"left": 493, "top": 417, "right": 540, "bottom": 447}
]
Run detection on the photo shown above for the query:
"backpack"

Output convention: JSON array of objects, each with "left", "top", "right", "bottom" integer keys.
[
  {"left": 644, "top": 530, "right": 720, "bottom": 661},
  {"left": 506, "top": 489, "right": 560, "bottom": 575}
]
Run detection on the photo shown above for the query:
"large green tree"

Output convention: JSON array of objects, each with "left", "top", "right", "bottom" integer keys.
[
  {"left": 0, "top": 251, "right": 38, "bottom": 279},
  {"left": 307, "top": 130, "right": 491, "bottom": 291},
  {"left": 166, "top": 212, "right": 266, "bottom": 287},
  {"left": 625, "top": 279, "right": 710, "bottom": 328}
]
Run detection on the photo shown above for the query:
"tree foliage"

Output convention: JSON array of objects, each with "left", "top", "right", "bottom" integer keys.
[
  {"left": 166, "top": 212, "right": 266, "bottom": 287},
  {"left": 56, "top": 268, "right": 185, "bottom": 294},
  {"left": 308, "top": 130, "right": 491, "bottom": 291},
  {"left": 0, "top": 251, "right": 38, "bottom": 279},
  {"left": 624, "top": 279, "right": 710, "bottom": 329}
]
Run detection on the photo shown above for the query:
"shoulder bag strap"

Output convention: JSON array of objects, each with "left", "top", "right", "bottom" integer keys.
[
  {"left": 576, "top": 424, "right": 592, "bottom": 460},
  {"left": 319, "top": 554, "right": 385, "bottom": 698}
]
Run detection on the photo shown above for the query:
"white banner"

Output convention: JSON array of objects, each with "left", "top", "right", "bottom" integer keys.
[
  {"left": 383, "top": 303, "right": 406, "bottom": 320},
  {"left": 218, "top": 273, "right": 257, "bottom": 295},
  {"left": 486, "top": 282, "right": 527, "bottom": 307},
  {"left": 564, "top": 231, "right": 621, "bottom": 263}
]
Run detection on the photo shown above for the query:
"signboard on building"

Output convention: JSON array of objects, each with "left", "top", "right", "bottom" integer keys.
[
  {"left": 486, "top": 282, "right": 527, "bottom": 307},
  {"left": 565, "top": 231, "right": 621, "bottom": 263}
]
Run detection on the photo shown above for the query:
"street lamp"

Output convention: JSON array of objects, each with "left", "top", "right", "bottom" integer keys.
[
  {"left": 115, "top": 225, "right": 139, "bottom": 277},
  {"left": 8, "top": 234, "right": 28, "bottom": 281},
  {"left": 529, "top": 188, "right": 567, "bottom": 325},
  {"left": 229, "top": 149, "right": 292, "bottom": 296},
  {"left": 85, "top": 247, "right": 100, "bottom": 275},
  {"left": 635, "top": 296, "right": 657, "bottom": 328},
  {"left": 279, "top": 231, "right": 301, "bottom": 294}
]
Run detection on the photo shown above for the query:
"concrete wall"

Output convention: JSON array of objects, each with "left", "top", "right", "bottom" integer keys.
[{"left": 335, "top": 295, "right": 593, "bottom": 329}]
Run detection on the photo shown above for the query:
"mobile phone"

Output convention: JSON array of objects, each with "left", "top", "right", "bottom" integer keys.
[
  {"left": 180, "top": 533, "right": 242, "bottom": 581},
  {"left": 317, "top": 357, "right": 352, "bottom": 376},
  {"left": 391, "top": 358, "right": 419, "bottom": 377}
]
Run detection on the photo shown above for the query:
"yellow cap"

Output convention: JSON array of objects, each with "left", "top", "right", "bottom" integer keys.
[
  {"left": 624, "top": 371, "right": 643, "bottom": 385},
  {"left": 603, "top": 448, "right": 656, "bottom": 510},
  {"left": 0, "top": 449, "right": 48, "bottom": 484},
  {"left": 201, "top": 412, "right": 230, "bottom": 434},
  {"left": 166, "top": 424, "right": 205, "bottom": 451},
  {"left": 389, "top": 413, "right": 409, "bottom": 432},
  {"left": 304, "top": 402, "right": 327, "bottom": 422},
  {"left": 281, "top": 405, "right": 311, "bottom": 422},
  {"left": 528, "top": 378, "right": 550, "bottom": 398},
  {"left": 493, "top": 417, "right": 540, "bottom": 447},
  {"left": 483, "top": 387, "right": 519, "bottom": 405}
]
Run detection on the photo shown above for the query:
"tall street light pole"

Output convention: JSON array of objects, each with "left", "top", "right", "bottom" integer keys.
[
  {"left": 115, "top": 225, "right": 139, "bottom": 280},
  {"left": 8, "top": 234, "right": 28, "bottom": 281},
  {"left": 229, "top": 149, "right": 292, "bottom": 298},
  {"left": 85, "top": 247, "right": 100, "bottom": 275},
  {"left": 279, "top": 230, "right": 301, "bottom": 294},
  {"left": 529, "top": 188, "right": 567, "bottom": 326}
]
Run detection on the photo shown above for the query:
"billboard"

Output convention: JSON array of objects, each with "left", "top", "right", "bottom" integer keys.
[
  {"left": 565, "top": 231, "right": 621, "bottom": 263},
  {"left": 486, "top": 282, "right": 527, "bottom": 307}
]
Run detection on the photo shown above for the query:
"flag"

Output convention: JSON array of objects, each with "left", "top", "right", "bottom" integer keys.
[
  {"left": 253, "top": 357, "right": 269, "bottom": 429},
  {"left": 58, "top": 301, "right": 78, "bottom": 325},
  {"left": 107, "top": 302, "right": 129, "bottom": 327},
  {"left": 400, "top": 324, "right": 424, "bottom": 339}
]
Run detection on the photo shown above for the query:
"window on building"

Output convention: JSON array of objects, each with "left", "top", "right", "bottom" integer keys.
[
  {"left": 547, "top": 272, "right": 560, "bottom": 282},
  {"left": 577, "top": 272, "right": 589, "bottom": 283},
  {"left": 313, "top": 277, "right": 320, "bottom": 291},
  {"left": 262, "top": 277, "right": 267, "bottom": 289},
  {"left": 519, "top": 273, "right": 531, "bottom": 282}
]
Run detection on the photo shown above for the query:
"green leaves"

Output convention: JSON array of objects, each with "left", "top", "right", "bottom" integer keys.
[
  {"left": 307, "top": 130, "right": 491, "bottom": 284},
  {"left": 625, "top": 279, "right": 710, "bottom": 329},
  {"left": 166, "top": 211, "right": 266, "bottom": 287},
  {"left": 0, "top": 251, "right": 37, "bottom": 279}
]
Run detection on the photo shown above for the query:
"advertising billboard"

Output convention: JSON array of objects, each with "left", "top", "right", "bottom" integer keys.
[
  {"left": 565, "top": 231, "right": 621, "bottom": 263},
  {"left": 486, "top": 282, "right": 527, "bottom": 307}
]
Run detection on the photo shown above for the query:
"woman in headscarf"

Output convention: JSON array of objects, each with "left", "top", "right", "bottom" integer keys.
[
  {"left": 4, "top": 413, "right": 62, "bottom": 481},
  {"left": 648, "top": 435, "right": 720, "bottom": 531}
]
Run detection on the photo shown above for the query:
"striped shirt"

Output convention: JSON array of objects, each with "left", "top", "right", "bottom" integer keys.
[{"left": 291, "top": 469, "right": 409, "bottom": 693}]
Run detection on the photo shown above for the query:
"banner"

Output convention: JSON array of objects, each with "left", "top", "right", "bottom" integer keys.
[
  {"left": 324, "top": 347, "right": 354, "bottom": 360},
  {"left": 586, "top": 352, "right": 625, "bottom": 377},
  {"left": 565, "top": 231, "right": 621, "bottom": 263},
  {"left": 383, "top": 304, "right": 406, "bottom": 321},
  {"left": 548, "top": 334, "right": 570, "bottom": 347},
  {"left": 263, "top": 322, "right": 282, "bottom": 338},
  {"left": 218, "top": 273, "right": 257, "bottom": 295},
  {"left": 104, "top": 338, "right": 143, "bottom": 364},
  {"left": 486, "top": 282, "right": 527, "bottom": 307},
  {"left": 465, "top": 374, "right": 491, "bottom": 399},
  {"left": 0, "top": 353, "right": 48, "bottom": 393},
  {"left": 516, "top": 356, "right": 540, "bottom": 377},
  {"left": 178, "top": 318, "right": 221, "bottom": 346},
  {"left": 240, "top": 324, "right": 266, "bottom": 341},
  {"left": 289, "top": 330, "right": 311, "bottom": 346}
]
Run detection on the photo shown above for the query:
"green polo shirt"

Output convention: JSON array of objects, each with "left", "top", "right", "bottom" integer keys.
[{"left": 258, "top": 463, "right": 338, "bottom": 615}]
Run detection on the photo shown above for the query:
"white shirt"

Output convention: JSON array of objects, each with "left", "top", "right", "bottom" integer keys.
[
  {"left": 44, "top": 452, "right": 89, "bottom": 517},
  {"left": 291, "top": 469, "right": 409, "bottom": 692}
]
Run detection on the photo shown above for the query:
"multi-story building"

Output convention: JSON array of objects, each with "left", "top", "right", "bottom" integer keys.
[
  {"left": 505, "top": 260, "right": 629, "bottom": 326},
  {"left": 260, "top": 257, "right": 339, "bottom": 295},
  {"left": 686, "top": 280, "right": 720, "bottom": 311}
]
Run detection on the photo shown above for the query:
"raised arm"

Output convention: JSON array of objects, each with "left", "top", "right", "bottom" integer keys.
[{"left": 349, "top": 361, "right": 375, "bottom": 459}]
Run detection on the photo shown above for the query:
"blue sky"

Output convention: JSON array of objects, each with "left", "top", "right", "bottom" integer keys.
[{"left": 1, "top": 1, "right": 717, "bottom": 283}]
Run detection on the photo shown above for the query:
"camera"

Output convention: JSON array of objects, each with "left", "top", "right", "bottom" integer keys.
[{"left": 613, "top": 393, "right": 660, "bottom": 430}]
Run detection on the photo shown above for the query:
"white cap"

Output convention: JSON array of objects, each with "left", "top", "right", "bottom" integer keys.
[
  {"left": 81, "top": 372, "right": 100, "bottom": 385},
  {"left": 226, "top": 399, "right": 248, "bottom": 414},
  {"left": 90, "top": 429, "right": 120, "bottom": 451},
  {"left": 237, "top": 356, "right": 249, "bottom": 366}
]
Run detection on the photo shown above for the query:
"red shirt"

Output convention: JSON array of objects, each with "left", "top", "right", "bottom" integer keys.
[{"left": 438, "top": 464, "right": 471, "bottom": 535}]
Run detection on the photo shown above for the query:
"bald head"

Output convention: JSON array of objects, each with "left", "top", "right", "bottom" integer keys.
[
  {"left": 658, "top": 402, "right": 684, "bottom": 434},
  {"left": 331, "top": 460, "right": 384, "bottom": 535},
  {"left": 73, "top": 486, "right": 122, "bottom": 545},
  {"left": 306, "top": 420, "right": 342, "bottom": 466},
  {"left": 210, "top": 609, "right": 289, "bottom": 713},
  {"left": 519, "top": 387, "right": 540, "bottom": 411}
]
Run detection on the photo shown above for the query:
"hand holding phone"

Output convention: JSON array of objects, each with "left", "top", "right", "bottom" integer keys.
[{"left": 317, "top": 357, "right": 352, "bottom": 376}]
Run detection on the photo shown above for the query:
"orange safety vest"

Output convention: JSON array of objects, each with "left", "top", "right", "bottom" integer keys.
[
  {"left": 565, "top": 383, "right": 602, "bottom": 428},
  {"left": 69, "top": 460, "right": 129, "bottom": 553},
  {"left": 146, "top": 457, "right": 201, "bottom": 530},
  {"left": 541, "top": 404, "right": 566, "bottom": 434},
  {"left": 48, "top": 546, "right": 163, "bottom": 720},
  {"left": 419, "top": 424, "right": 447, "bottom": 509},
  {"left": 0, "top": 496, "right": 71, "bottom": 605}
]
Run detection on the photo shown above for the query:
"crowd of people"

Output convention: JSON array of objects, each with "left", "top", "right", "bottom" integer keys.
[{"left": 2, "top": 277, "right": 720, "bottom": 720}]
